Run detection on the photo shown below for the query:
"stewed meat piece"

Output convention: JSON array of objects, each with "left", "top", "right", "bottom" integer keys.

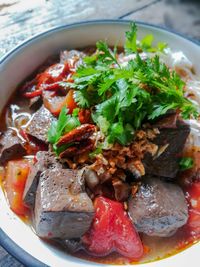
[
  {"left": 23, "top": 151, "right": 61, "bottom": 207},
  {"left": 34, "top": 168, "right": 94, "bottom": 239},
  {"left": 128, "top": 177, "right": 188, "bottom": 237},
  {"left": 0, "top": 129, "right": 26, "bottom": 165},
  {"left": 143, "top": 115, "right": 190, "bottom": 178},
  {"left": 25, "top": 105, "right": 54, "bottom": 143}
]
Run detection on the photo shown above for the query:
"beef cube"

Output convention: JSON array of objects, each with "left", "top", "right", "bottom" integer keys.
[
  {"left": 25, "top": 106, "right": 54, "bottom": 143},
  {"left": 143, "top": 115, "right": 190, "bottom": 178},
  {"left": 23, "top": 151, "right": 60, "bottom": 207},
  {"left": 34, "top": 168, "right": 94, "bottom": 239},
  {"left": 128, "top": 177, "right": 188, "bottom": 237},
  {"left": 0, "top": 129, "right": 26, "bottom": 165}
]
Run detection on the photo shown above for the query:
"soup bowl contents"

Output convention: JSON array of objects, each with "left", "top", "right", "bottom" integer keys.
[{"left": 0, "top": 22, "right": 200, "bottom": 265}]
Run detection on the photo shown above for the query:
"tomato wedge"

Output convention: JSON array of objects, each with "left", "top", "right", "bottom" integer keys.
[
  {"left": 43, "top": 90, "right": 77, "bottom": 116},
  {"left": 5, "top": 160, "right": 30, "bottom": 216},
  {"left": 186, "top": 182, "right": 200, "bottom": 238},
  {"left": 43, "top": 91, "right": 66, "bottom": 116},
  {"left": 82, "top": 196, "right": 143, "bottom": 259},
  {"left": 23, "top": 63, "right": 70, "bottom": 98},
  {"left": 65, "top": 89, "right": 77, "bottom": 114},
  {"left": 37, "top": 63, "right": 70, "bottom": 88}
]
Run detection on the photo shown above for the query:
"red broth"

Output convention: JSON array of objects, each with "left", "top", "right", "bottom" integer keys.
[{"left": 0, "top": 91, "right": 199, "bottom": 264}]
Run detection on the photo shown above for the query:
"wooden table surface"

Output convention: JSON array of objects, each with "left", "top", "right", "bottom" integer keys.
[{"left": 0, "top": 0, "right": 200, "bottom": 266}]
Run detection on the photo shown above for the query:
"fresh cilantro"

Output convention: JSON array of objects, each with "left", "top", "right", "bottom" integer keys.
[
  {"left": 89, "top": 146, "right": 102, "bottom": 158},
  {"left": 140, "top": 34, "right": 154, "bottom": 51},
  {"left": 72, "top": 108, "right": 80, "bottom": 117},
  {"left": 125, "top": 22, "right": 137, "bottom": 54},
  {"left": 47, "top": 107, "right": 69, "bottom": 144},
  {"left": 96, "top": 41, "right": 119, "bottom": 66},
  {"left": 179, "top": 157, "right": 194, "bottom": 171},
  {"left": 62, "top": 23, "right": 198, "bottom": 146},
  {"left": 47, "top": 107, "right": 80, "bottom": 154},
  {"left": 157, "top": 42, "right": 168, "bottom": 52},
  {"left": 125, "top": 22, "right": 167, "bottom": 54}
]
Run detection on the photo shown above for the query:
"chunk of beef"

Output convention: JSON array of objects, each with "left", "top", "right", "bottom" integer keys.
[
  {"left": 128, "top": 177, "right": 188, "bottom": 237},
  {"left": 34, "top": 168, "right": 94, "bottom": 239},
  {"left": 112, "top": 179, "right": 131, "bottom": 202},
  {"left": 23, "top": 151, "right": 60, "bottom": 207},
  {"left": 0, "top": 129, "right": 26, "bottom": 165},
  {"left": 25, "top": 106, "right": 54, "bottom": 143},
  {"left": 143, "top": 115, "right": 190, "bottom": 178}
]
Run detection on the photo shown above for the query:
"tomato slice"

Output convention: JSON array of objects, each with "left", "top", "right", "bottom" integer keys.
[
  {"left": 82, "top": 196, "right": 143, "bottom": 259},
  {"left": 5, "top": 160, "right": 30, "bottom": 216},
  {"left": 23, "top": 63, "right": 70, "bottom": 98},
  {"left": 43, "top": 91, "right": 66, "bottom": 116},
  {"left": 43, "top": 89, "right": 77, "bottom": 116},
  {"left": 186, "top": 182, "right": 200, "bottom": 238},
  {"left": 37, "top": 63, "right": 70, "bottom": 88},
  {"left": 65, "top": 89, "right": 77, "bottom": 114}
]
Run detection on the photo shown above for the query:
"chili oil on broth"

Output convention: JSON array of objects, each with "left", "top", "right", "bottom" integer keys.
[
  {"left": 72, "top": 229, "right": 196, "bottom": 264},
  {"left": 0, "top": 46, "right": 200, "bottom": 265},
  {"left": 0, "top": 94, "right": 199, "bottom": 264}
]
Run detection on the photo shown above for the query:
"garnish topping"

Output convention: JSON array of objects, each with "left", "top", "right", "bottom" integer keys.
[
  {"left": 179, "top": 157, "right": 194, "bottom": 171},
  {"left": 51, "top": 23, "right": 198, "bottom": 150}
]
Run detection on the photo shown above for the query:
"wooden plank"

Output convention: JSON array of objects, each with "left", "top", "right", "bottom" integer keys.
[
  {"left": 0, "top": 254, "right": 23, "bottom": 267},
  {"left": 123, "top": 0, "right": 200, "bottom": 40},
  {"left": 0, "top": 0, "right": 155, "bottom": 57},
  {"left": 0, "top": 246, "right": 23, "bottom": 267}
]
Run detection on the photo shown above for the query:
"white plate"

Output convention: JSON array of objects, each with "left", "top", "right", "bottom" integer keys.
[{"left": 0, "top": 20, "right": 200, "bottom": 267}]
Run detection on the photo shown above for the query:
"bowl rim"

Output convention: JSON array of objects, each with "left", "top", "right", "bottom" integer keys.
[{"left": 0, "top": 19, "right": 199, "bottom": 267}]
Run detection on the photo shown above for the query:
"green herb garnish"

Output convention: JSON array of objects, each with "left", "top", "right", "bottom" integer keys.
[
  {"left": 57, "top": 23, "right": 198, "bottom": 146},
  {"left": 179, "top": 157, "right": 194, "bottom": 171},
  {"left": 48, "top": 107, "right": 80, "bottom": 154},
  {"left": 125, "top": 22, "right": 167, "bottom": 54}
]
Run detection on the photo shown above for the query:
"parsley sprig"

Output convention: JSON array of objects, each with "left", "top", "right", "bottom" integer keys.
[
  {"left": 125, "top": 22, "right": 168, "bottom": 54},
  {"left": 179, "top": 157, "right": 194, "bottom": 171},
  {"left": 48, "top": 107, "right": 80, "bottom": 154},
  {"left": 60, "top": 23, "right": 198, "bottom": 146}
]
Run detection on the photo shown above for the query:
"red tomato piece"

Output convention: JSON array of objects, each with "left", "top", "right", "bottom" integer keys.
[
  {"left": 82, "top": 196, "right": 143, "bottom": 259},
  {"left": 43, "top": 90, "right": 77, "bottom": 116},
  {"left": 65, "top": 89, "right": 77, "bottom": 114},
  {"left": 186, "top": 182, "right": 200, "bottom": 238},
  {"left": 37, "top": 63, "right": 70, "bottom": 88},
  {"left": 23, "top": 89, "right": 43, "bottom": 98},
  {"left": 43, "top": 91, "right": 66, "bottom": 116},
  {"left": 23, "top": 63, "right": 70, "bottom": 98},
  {"left": 5, "top": 160, "right": 30, "bottom": 216}
]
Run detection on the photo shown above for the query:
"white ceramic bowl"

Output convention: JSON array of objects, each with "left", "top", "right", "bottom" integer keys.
[{"left": 0, "top": 20, "right": 200, "bottom": 267}]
